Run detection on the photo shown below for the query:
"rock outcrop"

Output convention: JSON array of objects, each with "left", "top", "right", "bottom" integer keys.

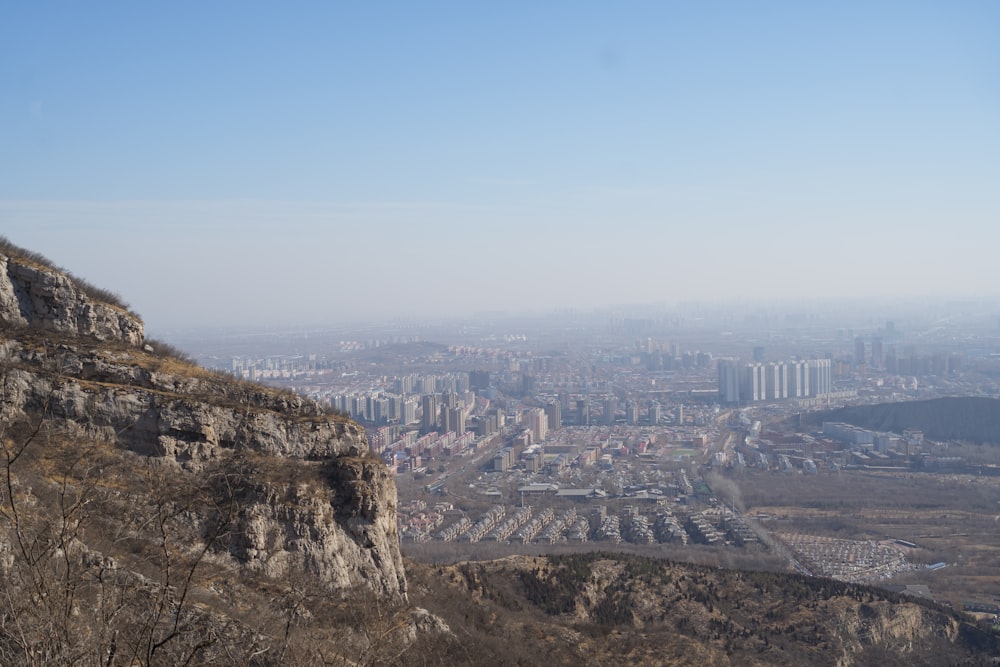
[
  {"left": 0, "top": 252, "right": 144, "bottom": 346},
  {"left": 402, "top": 554, "right": 1000, "bottom": 666},
  {"left": 0, "top": 243, "right": 406, "bottom": 602}
]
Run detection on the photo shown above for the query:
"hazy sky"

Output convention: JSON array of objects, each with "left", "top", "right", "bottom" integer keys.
[{"left": 2, "top": 2, "right": 998, "bottom": 333}]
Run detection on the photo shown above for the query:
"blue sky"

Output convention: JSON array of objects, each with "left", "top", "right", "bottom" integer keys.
[{"left": 2, "top": 2, "right": 998, "bottom": 332}]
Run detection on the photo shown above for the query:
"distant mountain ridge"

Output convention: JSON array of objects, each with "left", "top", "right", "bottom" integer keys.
[{"left": 808, "top": 397, "right": 1000, "bottom": 444}]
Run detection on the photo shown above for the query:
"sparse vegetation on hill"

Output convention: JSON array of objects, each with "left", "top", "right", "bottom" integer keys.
[
  {"left": 0, "top": 235, "right": 135, "bottom": 315},
  {"left": 0, "top": 354, "right": 408, "bottom": 665},
  {"left": 141, "top": 337, "right": 196, "bottom": 363},
  {"left": 406, "top": 552, "right": 1000, "bottom": 666},
  {"left": 0, "top": 242, "right": 414, "bottom": 664}
]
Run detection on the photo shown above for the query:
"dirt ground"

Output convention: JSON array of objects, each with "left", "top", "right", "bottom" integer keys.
[{"left": 730, "top": 469, "right": 1000, "bottom": 607}]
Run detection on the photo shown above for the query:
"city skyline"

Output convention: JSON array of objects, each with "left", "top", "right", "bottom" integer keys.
[{"left": 3, "top": 3, "right": 998, "bottom": 332}]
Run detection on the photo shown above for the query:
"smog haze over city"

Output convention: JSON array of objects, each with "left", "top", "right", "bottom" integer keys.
[
  {"left": 3, "top": 2, "right": 999, "bottom": 332},
  {"left": 6, "top": 4, "right": 1000, "bottom": 659}
]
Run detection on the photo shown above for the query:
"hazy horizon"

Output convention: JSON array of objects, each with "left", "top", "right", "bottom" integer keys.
[{"left": 3, "top": 3, "right": 998, "bottom": 333}]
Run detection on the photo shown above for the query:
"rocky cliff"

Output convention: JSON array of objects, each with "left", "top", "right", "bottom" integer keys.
[
  {"left": 0, "top": 249, "right": 144, "bottom": 346},
  {"left": 0, "top": 241, "right": 408, "bottom": 662}
]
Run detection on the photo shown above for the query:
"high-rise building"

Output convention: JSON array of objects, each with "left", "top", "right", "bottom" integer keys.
[
  {"left": 544, "top": 401, "right": 562, "bottom": 431},
  {"left": 331, "top": 394, "right": 349, "bottom": 415},
  {"left": 717, "top": 360, "right": 742, "bottom": 404},
  {"left": 854, "top": 337, "right": 866, "bottom": 366},
  {"left": 788, "top": 361, "right": 809, "bottom": 397},
  {"left": 449, "top": 406, "right": 465, "bottom": 436},
  {"left": 420, "top": 394, "right": 438, "bottom": 433},
  {"left": 395, "top": 375, "right": 414, "bottom": 395},
  {"left": 527, "top": 407, "right": 547, "bottom": 443},
  {"left": 746, "top": 363, "right": 767, "bottom": 402},
  {"left": 370, "top": 426, "right": 394, "bottom": 455},
  {"left": 439, "top": 404, "right": 452, "bottom": 434},
  {"left": 766, "top": 363, "right": 788, "bottom": 400},
  {"left": 401, "top": 399, "right": 417, "bottom": 425},
  {"left": 808, "top": 359, "right": 832, "bottom": 395},
  {"left": 718, "top": 359, "right": 830, "bottom": 404},
  {"left": 386, "top": 394, "right": 401, "bottom": 422},
  {"left": 603, "top": 396, "right": 617, "bottom": 426},
  {"left": 871, "top": 337, "right": 883, "bottom": 370},
  {"left": 649, "top": 401, "right": 662, "bottom": 425},
  {"left": 625, "top": 401, "right": 639, "bottom": 425},
  {"left": 885, "top": 345, "right": 898, "bottom": 374},
  {"left": 469, "top": 370, "right": 490, "bottom": 393},
  {"left": 488, "top": 408, "right": 504, "bottom": 432},
  {"left": 418, "top": 375, "right": 437, "bottom": 394},
  {"left": 349, "top": 395, "right": 366, "bottom": 420},
  {"left": 373, "top": 397, "right": 390, "bottom": 424}
]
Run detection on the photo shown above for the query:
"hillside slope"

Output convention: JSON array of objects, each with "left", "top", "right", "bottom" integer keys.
[
  {"left": 1, "top": 239, "right": 997, "bottom": 665},
  {"left": 407, "top": 553, "right": 1000, "bottom": 666},
  {"left": 0, "top": 240, "right": 412, "bottom": 664},
  {"left": 806, "top": 397, "right": 1000, "bottom": 443}
]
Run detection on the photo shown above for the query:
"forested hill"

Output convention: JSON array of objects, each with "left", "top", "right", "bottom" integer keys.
[{"left": 807, "top": 397, "right": 1000, "bottom": 444}]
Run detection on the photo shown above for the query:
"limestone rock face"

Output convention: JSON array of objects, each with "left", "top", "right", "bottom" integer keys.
[
  {"left": 832, "top": 600, "right": 961, "bottom": 663},
  {"left": 229, "top": 457, "right": 406, "bottom": 598},
  {"left": 0, "top": 253, "right": 144, "bottom": 346},
  {"left": 0, "top": 244, "right": 406, "bottom": 602}
]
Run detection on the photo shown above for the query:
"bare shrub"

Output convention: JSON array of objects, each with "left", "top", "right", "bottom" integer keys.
[{"left": 0, "top": 235, "right": 134, "bottom": 314}]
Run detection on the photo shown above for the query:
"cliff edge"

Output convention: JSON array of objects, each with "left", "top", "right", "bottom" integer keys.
[
  {"left": 0, "top": 240, "right": 411, "bottom": 664},
  {"left": 0, "top": 245, "right": 144, "bottom": 346}
]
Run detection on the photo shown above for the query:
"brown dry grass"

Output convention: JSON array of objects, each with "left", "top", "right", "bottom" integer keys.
[{"left": 735, "top": 469, "right": 1000, "bottom": 607}]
